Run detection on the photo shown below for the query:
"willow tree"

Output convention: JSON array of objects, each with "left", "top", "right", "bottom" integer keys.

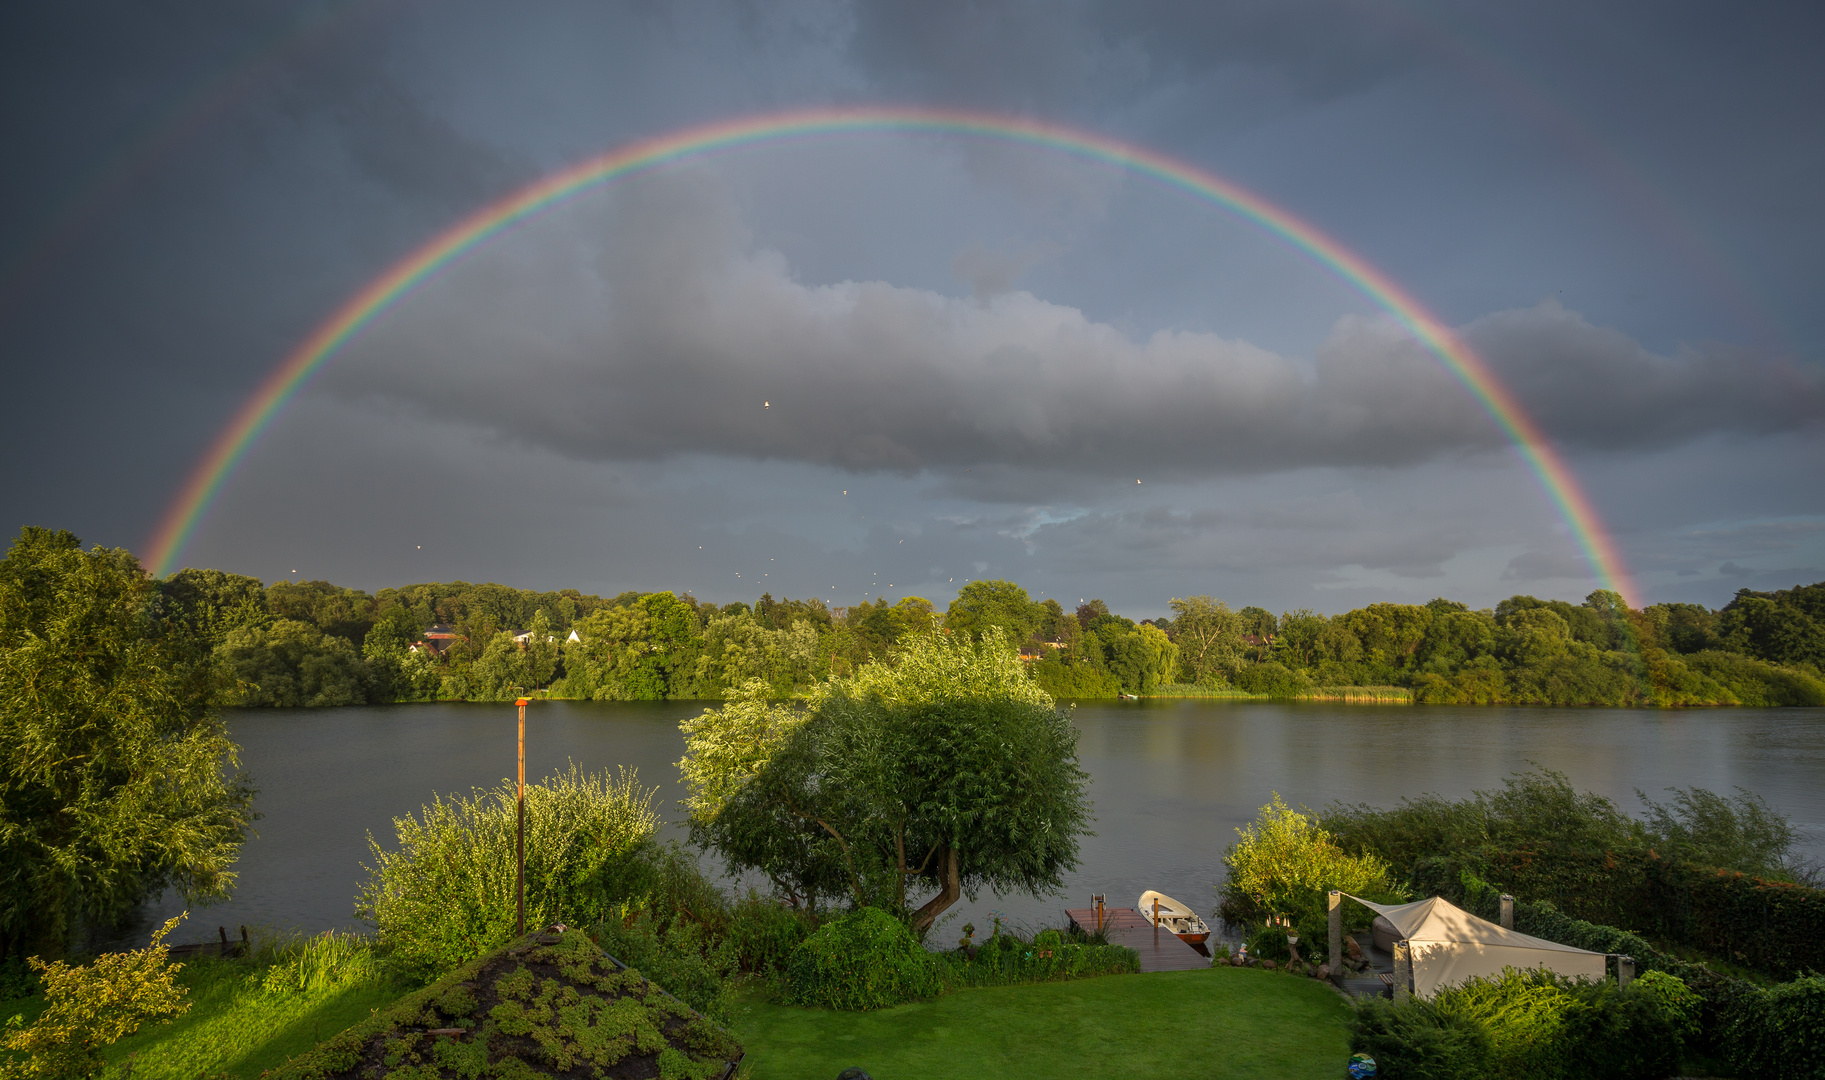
[
  {"left": 679, "top": 631, "right": 1091, "bottom": 933},
  {"left": 0, "top": 528, "right": 255, "bottom": 958}
]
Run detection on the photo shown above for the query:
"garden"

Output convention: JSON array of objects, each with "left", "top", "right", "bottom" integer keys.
[{"left": 4, "top": 588, "right": 1822, "bottom": 1079}]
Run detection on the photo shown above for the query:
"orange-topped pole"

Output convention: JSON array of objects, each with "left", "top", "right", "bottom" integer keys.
[{"left": 515, "top": 696, "right": 531, "bottom": 936}]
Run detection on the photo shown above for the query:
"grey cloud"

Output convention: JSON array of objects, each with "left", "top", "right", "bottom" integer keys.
[
  {"left": 1466, "top": 302, "right": 1824, "bottom": 450},
  {"left": 1503, "top": 548, "right": 1592, "bottom": 583},
  {"left": 327, "top": 173, "right": 1820, "bottom": 487}
]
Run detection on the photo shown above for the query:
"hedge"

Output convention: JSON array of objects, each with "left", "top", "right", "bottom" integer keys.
[{"left": 1642, "top": 855, "right": 1825, "bottom": 979}]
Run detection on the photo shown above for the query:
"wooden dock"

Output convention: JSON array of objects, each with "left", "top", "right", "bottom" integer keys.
[{"left": 1065, "top": 907, "right": 1210, "bottom": 972}]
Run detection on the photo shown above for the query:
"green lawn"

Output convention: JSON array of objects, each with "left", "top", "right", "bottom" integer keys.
[
  {"left": 735, "top": 966, "right": 1353, "bottom": 1080},
  {"left": 2, "top": 957, "right": 408, "bottom": 1080}
]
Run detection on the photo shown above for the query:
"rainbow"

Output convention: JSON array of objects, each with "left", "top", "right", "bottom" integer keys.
[{"left": 145, "top": 106, "right": 1638, "bottom": 605}]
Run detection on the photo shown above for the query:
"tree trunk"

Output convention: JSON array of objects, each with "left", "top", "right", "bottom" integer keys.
[{"left": 910, "top": 846, "right": 959, "bottom": 936}]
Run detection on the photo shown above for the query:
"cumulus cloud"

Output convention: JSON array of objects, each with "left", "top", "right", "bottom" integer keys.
[{"left": 328, "top": 172, "right": 1823, "bottom": 488}]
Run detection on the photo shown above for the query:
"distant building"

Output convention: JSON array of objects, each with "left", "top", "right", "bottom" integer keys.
[{"left": 412, "top": 624, "right": 461, "bottom": 655}]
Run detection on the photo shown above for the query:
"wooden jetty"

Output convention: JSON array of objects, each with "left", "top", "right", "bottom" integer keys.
[{"left": 1065, "top": 906, "right": 1210, "bottom": 973}]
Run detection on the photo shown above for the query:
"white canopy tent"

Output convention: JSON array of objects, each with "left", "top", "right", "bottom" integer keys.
[{"left": 1345, "top": 895, "right": 1607, "bottom": 998}]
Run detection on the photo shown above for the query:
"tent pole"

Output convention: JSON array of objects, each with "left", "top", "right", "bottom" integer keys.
[
  {"left": 1328, "top": 890, "right": 1342, "bottom": 985},
  {"left": 1393, "top": 939, "right": 1412, "bottom": 1001}
]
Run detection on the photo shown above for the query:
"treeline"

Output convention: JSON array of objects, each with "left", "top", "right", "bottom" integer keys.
[{"left": 158, "top": 562, "right": 1825, "bottom": 707}]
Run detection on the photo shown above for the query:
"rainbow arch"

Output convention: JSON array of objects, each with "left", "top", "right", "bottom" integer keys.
[{"left": 145, "top": 105, "right": 1637, "bottom": 605}]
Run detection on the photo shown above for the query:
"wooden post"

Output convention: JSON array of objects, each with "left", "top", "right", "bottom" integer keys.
[
  {"left": 516, "top": 696, "right": 530, "bottom": 937},
  {"left": 1328, "top": 890, "right": 1342, "bottom": 984},
  {"left": 1617, "top": 955, "right": 1635, "bottom": 988},
  {"left": 1153, "top": 896, "right": 1161, "bottom": 927},
  {"left": 1393, "top": 940, "right": 1412, "bottom": 1001},
  {"left": 1500, "top": 894, "right": 1514, "bottom": 930},
  {"left": 1094, "top": 894, "right": 1105, "bottom": 933}
]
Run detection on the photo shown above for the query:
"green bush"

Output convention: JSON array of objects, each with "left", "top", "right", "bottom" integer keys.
[
  {"left": 1717, "top": 975, "right": 1825, "bottom": 1080},
  {"left": 596, "top": 839, "right": 732, "bottom": 935},
  {"left": 783, "top": 907, "right": 941, "bottom": 1010},
  {"left": 936, "top": 925, "right": 1138, "bottom": 989},
  {"left": 590, "top": 914, "right": 733, "bottom": 1023},
  {"left": 1233, "top": 662, "right": 1314, "bottom": 697},
  {"left": 1218, "top": 793, "right": 1404, "bottom": 935},
  {"left": 0, "top": 916, "right": 190, "bottom": 1080},
  {"left": 726, "top": 896, "right": 818, "bottom": 976},
  {"left": 1350, "top": 994, "right": 1492, "bottom": 1080},
  {"left": 356, "top": 764, "right": 658, "bottom": 978},
  {"left": 1353, "top": 967, "right": 1701, "bottom": 1080}
]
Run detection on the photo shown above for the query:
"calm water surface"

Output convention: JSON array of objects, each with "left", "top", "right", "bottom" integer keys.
[{"left": 130, "top": 700, "right": 1825, "bottom": 946}]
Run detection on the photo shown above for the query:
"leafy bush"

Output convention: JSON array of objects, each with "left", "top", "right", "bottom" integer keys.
[
  {"left": 1639, "top": 784, "right": 1806, "bottom": 881},
  {"left": 1353, "top": 966, "right": 1702, "bottom": 1080},
  {"left": 1232, "top": 662, "right": 1314, "bottom": 697},
  {"left": 0, "top": 915, "right": 189, "bottom": 1080},
  {"left": 1716, "top": 975, "right": 1825, "bottom": 1080},
  {"left": 591, "top": 914, "right": 733, "bottom": 1023},
  {"left": 726, "top": 896, "right": 817, "bottom": 977},
  {"left": 357, "top": 764, "right": 657, "bottom": 978},
  {"left": 1218, "top": 793, "right": 1403, "bottom": 942},
  {"left": 1350, "top": 994, "right": 1492, "bottom": 1080},
  {"left": 1327, "top": 768, "right": 1821, "bottom": 942},
  {"left": 596, "top": 840, "right": 733, "bottom": 936},
  {"left": 937, "top": 925, "right": 1138, "bottom": 989},
  {"left": 783, "top": 907, "right": 941, "bottom": 1010}
]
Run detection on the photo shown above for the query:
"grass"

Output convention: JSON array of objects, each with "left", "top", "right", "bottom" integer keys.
[
  {"left": 1, "top": 940, "right": 1347, "bottom": 1079},
  {"left": 734, "top": 965, "right": 1353, "bottom": 1080},
  {"left": 1297, "top": 686, "right": 1412, "bottom": 703},
  {"left": 0, "top": 937, "right": 409, "bottom": 1080},
  {"left": 1143, "top": 685, "right": 1266, "bottom": 699}
]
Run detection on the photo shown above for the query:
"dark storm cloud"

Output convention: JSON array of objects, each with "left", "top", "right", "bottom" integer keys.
[
  {"left": 324, "top": 173, "right": 1823, "bottom": 485},
  {"left": 845, "top": 0, "right": 1415, "bottom": 113}
]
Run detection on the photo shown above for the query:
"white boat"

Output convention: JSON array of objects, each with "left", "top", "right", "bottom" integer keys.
[{"left": 1137, "top": 890, "right": 1210, "bottom": 944}]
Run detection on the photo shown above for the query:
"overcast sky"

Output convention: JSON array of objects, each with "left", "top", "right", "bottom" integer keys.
[{"left": 2, "top": 0, "right": 1820, "bottom": 617}]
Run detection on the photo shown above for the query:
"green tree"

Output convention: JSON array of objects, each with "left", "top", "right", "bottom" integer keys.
[
  {"left": 1168, "top": 596, "right": 1246, "bottom": 684},
  {"left": 1272, "top": 609, "right": 1327, "bottom": 669},
  {"left": 1217, "top": 794, "right": 1403, "bottom": 939},
  {"left": 680, "top": 632, "right": 1091, "bottom": 934},
  {"left": 1106, "top": 624, "right": 1179, "bottom": 693},
  {"left": 943, "top": 580, "right": 1042, "bottom": 644},
  {"left": 565, "top": 593, "right": 703, "bottom": 700},
  {"left": 265, "top": 579, "right": 376, "bottom": 644},
  {"left": 0, "top": 528, "right": 255, "bottom": 959},
  {"left": 161, "top": 568, "right": 269, "bottom": 647},
  {"left": 1238, "top": 606, "right": 1277, "bottom": 662},
  {"left": 1720, "top": 594, "right": 1825, "bottom": 668},
  {"left": 216, "top": 619, "right": 371, "bottom": 707}
]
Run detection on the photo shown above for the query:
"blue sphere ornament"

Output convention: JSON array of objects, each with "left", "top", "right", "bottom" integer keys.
[{"left": 1347, "top": 1053, "right": 1377, "bottom": 1078}]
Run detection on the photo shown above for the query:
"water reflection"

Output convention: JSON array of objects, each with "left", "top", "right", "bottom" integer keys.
[{"left": 126, "top": 699, "right": 1824, "bottom": 947}]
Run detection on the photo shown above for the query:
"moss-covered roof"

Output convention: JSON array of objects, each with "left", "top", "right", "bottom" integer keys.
[{"left": 268, "top": 929, "right": 743, "bottom": 1080}]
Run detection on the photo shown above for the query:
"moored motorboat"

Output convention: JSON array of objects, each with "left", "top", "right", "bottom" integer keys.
[{"left": 1136, "top": 890, "right": 1210, "bottom": 944}]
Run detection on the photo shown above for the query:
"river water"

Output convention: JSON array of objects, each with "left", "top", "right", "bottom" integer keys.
[{"left": 126, "top": 700, "right": 1825, "bottom": 947}]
